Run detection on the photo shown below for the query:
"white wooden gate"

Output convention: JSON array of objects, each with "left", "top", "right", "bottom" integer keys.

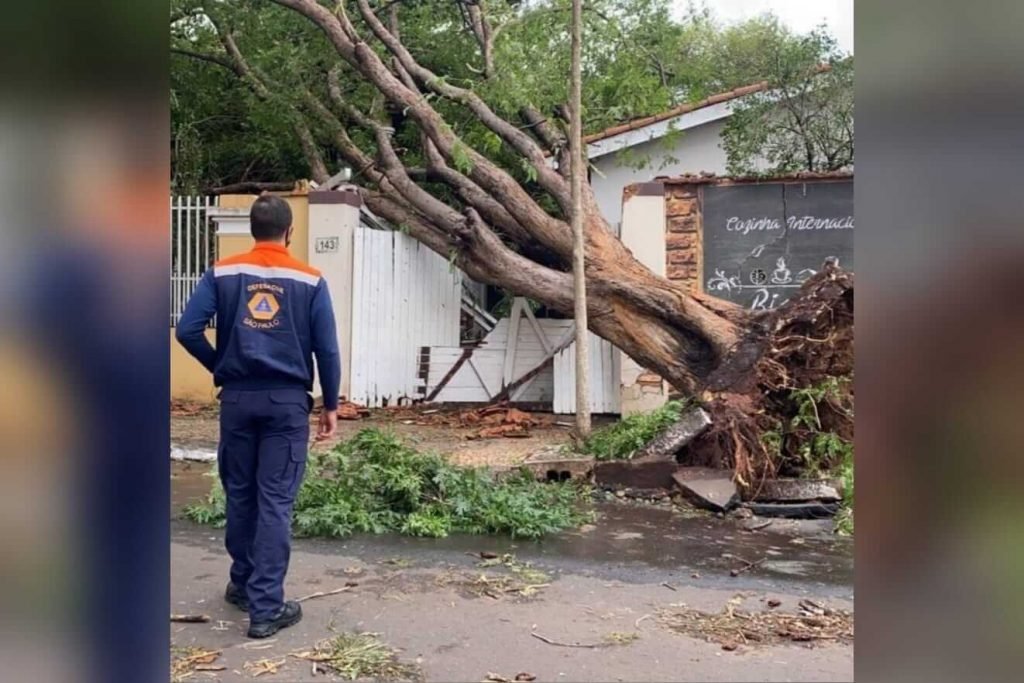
[
  {"left": 349, "top": 227, "right": 461, "bottom": 406},
  {"left": 553, "top": 335, "right": 622, "bottom": 414},
  {"left": 419, "top": 297, "right": 622, "bottom": 414}
]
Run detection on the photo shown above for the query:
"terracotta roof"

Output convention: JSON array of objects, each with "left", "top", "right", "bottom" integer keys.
[
  {"left": 584, "top": 64, "right": 833, "bottom": 146},
  {"left": 583, "top": 81, "right": 769, "bottom": 145},
  {"left": 654, "top": 170, "right": 853, "bottom": 185}
]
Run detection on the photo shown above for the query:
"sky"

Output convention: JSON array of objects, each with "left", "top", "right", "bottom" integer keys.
[{"left": 675, "top": 0, "right": 855, "bottom": 54}]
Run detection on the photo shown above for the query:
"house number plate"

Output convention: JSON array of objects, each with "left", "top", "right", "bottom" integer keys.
[{"left": 315, "top": 236, "right": 339, "bottom": 254}]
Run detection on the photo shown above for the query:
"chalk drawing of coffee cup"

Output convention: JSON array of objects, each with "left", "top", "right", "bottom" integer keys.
[{"left": 771, "top": 257, "right": 792, "bottom": 284}]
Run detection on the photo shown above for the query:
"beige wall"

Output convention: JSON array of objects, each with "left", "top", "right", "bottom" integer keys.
[
  {"left": 170, "top": 190, "right": 311, "bottom": 402},
  {"left": 618, "top": 184, "right": 671, "bottom": 415},
  {"left": 170, "top": 329, "right": 217, "bottom": 402},
  {"left": 214, "top": 192, "right": 310, "bottom": 261}
]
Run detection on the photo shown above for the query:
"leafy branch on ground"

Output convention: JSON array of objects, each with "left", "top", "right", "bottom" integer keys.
[
  {"left": 184, "top": 428, "right": 592, "bottom": 539},
  {"left": 291, "top": 631, "right": 421, "bottom": 681},
  {"left": 761, "top": 376, "right": 854, "bottom": 533},
  {"left": 578, "top": 400, "right": 687, "bottom": 460}
]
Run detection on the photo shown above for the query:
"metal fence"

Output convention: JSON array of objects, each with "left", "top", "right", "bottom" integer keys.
[{"left": 171, "top": 195, "right": 217, "bottom": 326}]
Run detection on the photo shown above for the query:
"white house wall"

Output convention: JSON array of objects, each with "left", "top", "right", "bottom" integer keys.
[{"left": 591, "top": 119, "right": 729, "bottom": 232}]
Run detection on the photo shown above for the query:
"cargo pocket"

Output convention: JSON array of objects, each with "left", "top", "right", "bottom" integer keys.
[
  {"left": 287, "top": 441, "right": 308, "bottom": 497},
  {"left": 289, "top": 440, "right": 308, "bottom": 464}
]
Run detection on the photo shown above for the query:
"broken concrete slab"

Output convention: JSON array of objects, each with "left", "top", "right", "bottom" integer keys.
[
  {"left": 593, "top": 459, "right": 677, "bottom": 490},
  {"left": 744, "top": 502, "right": 841, "bottom": 519},
  {"left": 750, "top": 478, "right": 844, "bottom": 503},
  {"left": 672, "top": 467, "right": 739, "bottom": 513},
  {"left": 633, "top": 407, "right": 712, "bottom": 461}
]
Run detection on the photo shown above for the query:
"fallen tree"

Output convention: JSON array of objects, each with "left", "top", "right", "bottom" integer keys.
[{"left": 171, "top": 1, "right": 853, "bottom": 485}]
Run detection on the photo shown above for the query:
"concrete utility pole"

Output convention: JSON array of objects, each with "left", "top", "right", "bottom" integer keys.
[{"left": 570, "top": 0, "right": 591, "bottom": 436}]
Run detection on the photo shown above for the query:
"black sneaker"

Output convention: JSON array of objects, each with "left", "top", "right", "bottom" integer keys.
[
  {"left": 224, "top": 582, "right": 249, "bottom": 612},
  {"left": 247, "top": 601, "right": 302, "bottom": 639}
]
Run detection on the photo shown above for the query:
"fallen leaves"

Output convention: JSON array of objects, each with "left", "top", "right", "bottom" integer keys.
[
  {"left": 603, "top": 631, "right": 641, "bottom": 645},
  {"left": 436, "top": 570, "right": 549, "bottom": 600},
  {"left": 658, "top": 599, "right": 854, "bottom": 652},
  {"left": 291, "top": 632, "right": 420, "bottom": 681}
]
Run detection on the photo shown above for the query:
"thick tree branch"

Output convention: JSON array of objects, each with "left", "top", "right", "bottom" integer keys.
[
  {"left": 270, "top": 0, "right": 573, "bottom": 257},
  {"left": 352, "top": 0, "right": 571, "bottom": 212}
]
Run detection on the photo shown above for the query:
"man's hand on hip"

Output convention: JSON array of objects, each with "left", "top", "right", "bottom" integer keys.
[{"left": 316, "top": 408, "right": 338, "bottom": 441}]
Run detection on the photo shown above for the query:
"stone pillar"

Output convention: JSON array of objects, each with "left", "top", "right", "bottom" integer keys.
[
  {"left": 308, "top": 187, "right": 361, "bottom": 401},
  {"left": 618, "top": 182, "right": 671, "bottom": 415}
]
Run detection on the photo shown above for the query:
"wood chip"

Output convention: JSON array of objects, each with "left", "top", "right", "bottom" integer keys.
[{"left": 171, "top": 614, "right": 211, "bottom": 623}]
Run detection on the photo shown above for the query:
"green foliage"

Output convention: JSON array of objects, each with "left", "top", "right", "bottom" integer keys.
[
  {"left": 185, "top": 428, "right": 592, "bottom": 540},
  {"left": 171, "top": 0, "right": 851, "bottom": 191},
  {"left": 835, "top": 449, "right": 854, "bottom": 535},
  {"left": 787, "top": 377, "right": 853, "bottom": 475},
  {"left": 297, "top": 631, "right": 419, "bottom": 681},
  {"left": 450, "top": 140, "right": 475, "bottom": 175},
  {"left": 779, "top": 376, "right": 854, "bottom": 535},
  {"left": 721, "top": 21, "right": 854, "bottom": 175},
  {"left": 581, "top": 400, "right": 686, "bottom": 460}
]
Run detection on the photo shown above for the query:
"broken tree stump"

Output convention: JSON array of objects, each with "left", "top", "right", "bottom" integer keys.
[
  {"left": 672, "top": 467, "right": 740, "bottom": 513},
  {"left": 633, "top": 407, "right": 712, "bottom": 461}
]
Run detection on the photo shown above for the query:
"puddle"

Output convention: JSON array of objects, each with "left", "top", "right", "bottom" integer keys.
[
  {"left": 171, "top": 461, "right": 215, "bottom": 514},
  {"left": 172, "top": 462, "right": 853, "bottom": 591}
]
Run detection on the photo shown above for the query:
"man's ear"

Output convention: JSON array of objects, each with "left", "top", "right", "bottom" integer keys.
[{"left": 286, "top": 225, "right": 294, "bottom": 246}]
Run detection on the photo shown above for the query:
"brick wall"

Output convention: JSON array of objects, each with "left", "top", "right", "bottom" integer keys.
[{"left": 664, "top": 184, "right": 702, "bottom": 292}]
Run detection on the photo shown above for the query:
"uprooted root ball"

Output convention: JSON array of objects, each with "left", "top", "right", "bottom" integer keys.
[{"left": 689, "top": 265, "right": 854, "bottom": 493}]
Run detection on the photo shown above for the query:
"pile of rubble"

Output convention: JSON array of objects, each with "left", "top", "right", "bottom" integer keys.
[{"left": 337, "top": 400, "right": 551, "bottom": 440}]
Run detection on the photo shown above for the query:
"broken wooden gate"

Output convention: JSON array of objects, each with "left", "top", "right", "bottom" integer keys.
[{"left": 418, "top": 298, "right": 621, "bottom": 414}]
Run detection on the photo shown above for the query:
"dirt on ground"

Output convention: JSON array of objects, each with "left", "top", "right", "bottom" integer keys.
[{"left": 171, "top": 402, "right": 615, "bottom": 468}]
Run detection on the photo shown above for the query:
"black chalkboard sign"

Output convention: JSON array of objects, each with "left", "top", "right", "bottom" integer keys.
[{"left": 702, "top": 181, "right": 853, "bottom": 310}]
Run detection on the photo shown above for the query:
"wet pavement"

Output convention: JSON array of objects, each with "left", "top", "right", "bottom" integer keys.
[{"left": 171, "top": 461, "right": 854, "bottom": 682}]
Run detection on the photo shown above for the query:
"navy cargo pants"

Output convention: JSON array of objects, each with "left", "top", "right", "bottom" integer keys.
[{"left": 217, "top": 387, "right": 310, "bottom": 621}]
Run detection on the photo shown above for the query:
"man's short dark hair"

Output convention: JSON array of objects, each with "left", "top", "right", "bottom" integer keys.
[{"left": 250, "top": 195, "right": 293, "bottom": 240}]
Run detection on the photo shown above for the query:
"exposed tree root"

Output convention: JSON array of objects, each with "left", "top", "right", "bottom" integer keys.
[{"left": 686, "top": 264, "right": 854, "bottom": 493}]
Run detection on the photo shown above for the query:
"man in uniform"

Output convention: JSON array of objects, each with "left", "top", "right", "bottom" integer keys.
[{"left": 176, "top": 194, "right": 340, "bottom": 638}]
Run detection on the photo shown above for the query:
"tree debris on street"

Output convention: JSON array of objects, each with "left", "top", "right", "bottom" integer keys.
[
  {"left": 291, "top": 632, "right": 421, "bottom": 681},
  {"left": 170, "top": 614, "right": 211, "bottom": 623},
  {"left": 171, "top": 647, "right": 222, "bottom": 682},
  {"left": 658, "top": 600, "right": 853, "bottom": 650}
]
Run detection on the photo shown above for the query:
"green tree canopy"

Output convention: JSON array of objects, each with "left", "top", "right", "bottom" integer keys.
[{"left": 171, "top": 0, "right": 852, "bottom": 193}]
